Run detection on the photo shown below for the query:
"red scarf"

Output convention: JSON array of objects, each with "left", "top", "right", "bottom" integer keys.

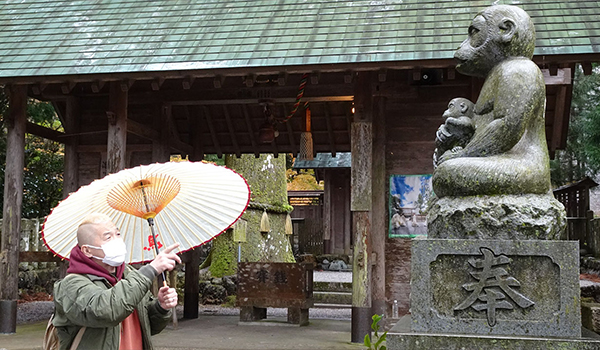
[{"left": 67, "top": 245, "right": 125, "bottom": 285}]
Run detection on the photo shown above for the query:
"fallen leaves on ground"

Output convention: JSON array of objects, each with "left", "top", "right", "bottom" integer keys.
[
  {"left": 580, "top": 273, "right": 600, "bottom": 283},
  {"left": 18, "top": 292, "right": 53, "bottom": 304}
]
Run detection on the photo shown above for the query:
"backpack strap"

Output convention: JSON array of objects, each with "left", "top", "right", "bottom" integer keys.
[{"left": 70, "top": 326, "right": 86, "bottom": 350}]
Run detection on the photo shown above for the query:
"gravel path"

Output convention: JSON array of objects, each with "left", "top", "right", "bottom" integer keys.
[{"left": 18, "top": 302, "right": 350, "bottom": 325}]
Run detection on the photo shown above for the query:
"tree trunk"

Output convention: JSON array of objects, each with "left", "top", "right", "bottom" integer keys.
[{"left": 207, "top": 154, "right": 294, "bottom": 278}]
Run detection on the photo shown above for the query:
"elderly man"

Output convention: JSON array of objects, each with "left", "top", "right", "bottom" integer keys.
[{"left": 52, "top": 213, "right": 181, "bottom": 350}]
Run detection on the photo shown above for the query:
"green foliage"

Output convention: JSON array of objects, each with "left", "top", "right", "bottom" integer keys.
[
  {"left": 364, "top": 314, "right": 387, "bottom": 350},
  {"left": 551, "top": 63, "right": 600, "bottom": 187},
  {"left": 204, "top": 154, "right": 225, "bottom": 165},
  {"left": 0, "top": 93, "right": 64, "bottom": 218},
  {"left": 221, "top": 295, "right": 237, "bottom": 308}
]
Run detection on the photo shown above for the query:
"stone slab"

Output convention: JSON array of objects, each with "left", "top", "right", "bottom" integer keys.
[
  {"left": 388, "top": 315, "right": 600, "bottom": 350},
  {"left": 411, "top": 239, "right": 580, "bottom": 337}
]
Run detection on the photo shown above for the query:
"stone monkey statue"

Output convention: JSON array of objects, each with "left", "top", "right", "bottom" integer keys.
[
  {"left": 433, "top": 97, "right": 475, "bottom": 169},
  {"left": 432, "top": 5, "right": 551, "bottom": 197}
]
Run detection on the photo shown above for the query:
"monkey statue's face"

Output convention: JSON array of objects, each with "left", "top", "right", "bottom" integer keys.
[
  {"left": 454, "top": 14, "right": 507, "bottom": 78},
  {"left": 443, "top": 98, "right": 473, "bottom": 120}
]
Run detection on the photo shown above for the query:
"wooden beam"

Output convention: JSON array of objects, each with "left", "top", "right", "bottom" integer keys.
[
  {"left": 551, "top": 85, "right": 568, "bottom": 152},
  {"left": 377, "top": 69, "right": 387, "bottom": 83},
  {"left": 582, "top": 62, "right": 593, "bottom": 75},
  {"left": 1, "top": 85, "right": 26, "bottom": 333},
  {"left": 151, "top": 77, "right": 165, "bottom": 91},
  {"left": 164, "top": 105, "right": 193, "bottom": 155},
  {"left": 61, "top": 81, "right": 76, "bottom": 94},
  {"left": 324, "top": 103, "right": 337, "bottom": 157},
  {"left": 344, "top": 70, "right": 353, "bottom": 84},
  {"left": 31, "top": 83, "right": 47, "bottom": 95},
  {"left": 188, "top": 106, "right": 204, "bottom": 161},
  {"left": 120, "top": 79, "right": 134, "bottom": 92},
  {"left": 242, "top": 104, "right": 259, "bottom": 158},
  {"left": 542, "top": 68, "right": 572, "bottom": 85},
  {"left": 91, "top": 80, "right": 105, "bottom": 93},
  {"left": 222, "top": 105, "right": 241, "bottom": 157},
  {"left": 79, "top": 144, "right": 151, "bottom": 153},
  {"left": 25, "top": 122, "right": 65, "bottom": 142},
  {"left": 63, "top": 96, "right": 80, "bottom": 195},
  {"left": 202, "top": 106, "right": 222, "bottom": 158},
  {"left": 152, "top": 104, "right": 170, "bottom": 162},
  {"left": 127, "top": 119, "right": 160, "bottom": 140},
  {"left": 168, "top": 95, "right": 354, "bottom": 106},
  {"left": 182, "top": 76, "right": 195, "bottom": 90},
  {"left": 278, "top": 72, "right": 287, "bottom": 86},
  {"left": 107, "top": 81, "right": 128, "bottom": 173},
  {"left": 270, "top": 138, "right": 279, "bottom": 158},
  {"left": 213, "top": 75, "right": 224, "bottom": 89},
  {"left": 447, "top": 67, "right": 456, "bottom": 80},
  {"left": 282, "top": 104, "right": 298, "bottom": 156},
  {"left": 310, "top": 72, "right": 320, "bottom": 85},
  {"left": 245, "top": 74, "right": 255, "bottom": 88}
]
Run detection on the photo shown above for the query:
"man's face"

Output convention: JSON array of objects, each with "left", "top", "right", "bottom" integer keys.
[{"left": 83, "top": 222, "right": 121, "bottom": 259}]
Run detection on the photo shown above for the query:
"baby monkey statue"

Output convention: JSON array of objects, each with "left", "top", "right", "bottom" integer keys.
[
  {"left": 428, "top": 5, "right": 565, "bottom": 240},
  {"left": 433, "top": 97, "right": 475, "bottom": 169}
]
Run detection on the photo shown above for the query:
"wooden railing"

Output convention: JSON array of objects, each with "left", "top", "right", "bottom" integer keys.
[{"left": 0, "top": 218, "right": 63, "bottom": 263}]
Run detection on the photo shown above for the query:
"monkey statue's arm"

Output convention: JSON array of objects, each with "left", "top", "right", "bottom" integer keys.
[{"left": 440, "top": 59, "right": 544, "bottom": 161}]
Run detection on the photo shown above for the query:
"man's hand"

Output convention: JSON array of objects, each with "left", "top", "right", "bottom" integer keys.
[
  {"left": 149, "top": 243, "right": 181, "bottom": 275},
  {"left": 158, "top": 286, "right": 178, "bottom": 310}
]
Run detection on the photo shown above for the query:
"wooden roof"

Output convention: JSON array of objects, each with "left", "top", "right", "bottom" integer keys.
[
  {"left": 1, "top": 1, "right": 598, "bottom": 160},
  {"left": 1, "top": 0, "right": 599, "bottom": 82}
]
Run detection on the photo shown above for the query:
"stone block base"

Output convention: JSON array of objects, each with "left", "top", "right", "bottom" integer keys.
[
  {"left": 388, "top": 316, "right": 600, "bottom": 350},
  {"left": 411, "top": 239, "right": 581, "bottom": 337}
]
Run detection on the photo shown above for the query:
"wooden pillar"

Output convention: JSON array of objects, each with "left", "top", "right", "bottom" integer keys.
[
  {"left": 152, "top": 104, "right": 170, "bottom": 162},
  {"left": 371, "top": 96, "right": 387, "bottom": 319},
  {"left": 323, "top": 170, "right": 332, "bottom": 254},
  {"left": 351, "top": 72, "right": 373, "bottom": 343},
  {"left": 59, "top": 96, "right": 80, "bottom": 277},
  {"left": 183, "top": 248, "right": 201, "bottom": 319},
  {"left": 183, "top": 148, "right": 203, "bottom": 319},
  {"left": 107, "top": 81, "right": 127, "bottom": 173},
  {"left": 0, "top": 85, "right": 27, "bottom": 334}
]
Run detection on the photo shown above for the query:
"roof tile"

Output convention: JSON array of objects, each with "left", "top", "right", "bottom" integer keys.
[{"left": 0, "top": 0, "right": 599, "bottom": 79}]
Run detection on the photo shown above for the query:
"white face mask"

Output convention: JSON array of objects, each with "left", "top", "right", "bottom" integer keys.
[{"left": 86, "top": 238, "right": 127, "bottom": 267}]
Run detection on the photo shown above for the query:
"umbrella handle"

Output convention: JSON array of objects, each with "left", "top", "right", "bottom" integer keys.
[{"left": 147, "top": 218, "right": 169, "bottom": 287}]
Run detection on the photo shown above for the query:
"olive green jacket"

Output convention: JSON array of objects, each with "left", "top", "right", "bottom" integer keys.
[{"left": 52, "top": 265, "right": 171, "bottom": 350}]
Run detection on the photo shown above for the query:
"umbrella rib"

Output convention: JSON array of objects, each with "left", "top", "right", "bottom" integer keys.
[{"left": 159, "top": 210, "right": 195, "bottom": 248}]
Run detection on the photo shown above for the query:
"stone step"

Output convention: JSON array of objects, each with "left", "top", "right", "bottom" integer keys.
[
  {"left": 313, "top": 281, "right": 352, "bottom": 293},
  {"left": 313, "top": 303, "right": 352, "bottom": 309},
  {"left": 313, "top": 291, "right": 352, "bottom": 305}
]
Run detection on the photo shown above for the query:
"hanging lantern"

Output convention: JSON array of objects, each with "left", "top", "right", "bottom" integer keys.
[
  {"left": 258, "top": 104, "right": 277, "bottom": 143},
  {"left": 298, "top": 107, "right": 314, "bottom": 161},
  {"left": 285, "top": 213, "right": 293, "bottom": 235},
  {"left": 260, "top": 210, "right": 270, "bottom": 233}
]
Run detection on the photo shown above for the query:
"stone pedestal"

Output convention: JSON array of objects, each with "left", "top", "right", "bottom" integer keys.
[
  {"left": 427, "top": 194, "right": 566, "bottom": 240},
  {"left": 386, "top": 239, "right": 600, "bottom": 349},
  {"left": 388, "top": 315, "right": 600, "bottom": 350}
]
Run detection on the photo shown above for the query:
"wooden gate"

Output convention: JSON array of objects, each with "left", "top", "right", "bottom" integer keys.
[{"left": 288, "top": 191, "right": 323, "bottom": 256}]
